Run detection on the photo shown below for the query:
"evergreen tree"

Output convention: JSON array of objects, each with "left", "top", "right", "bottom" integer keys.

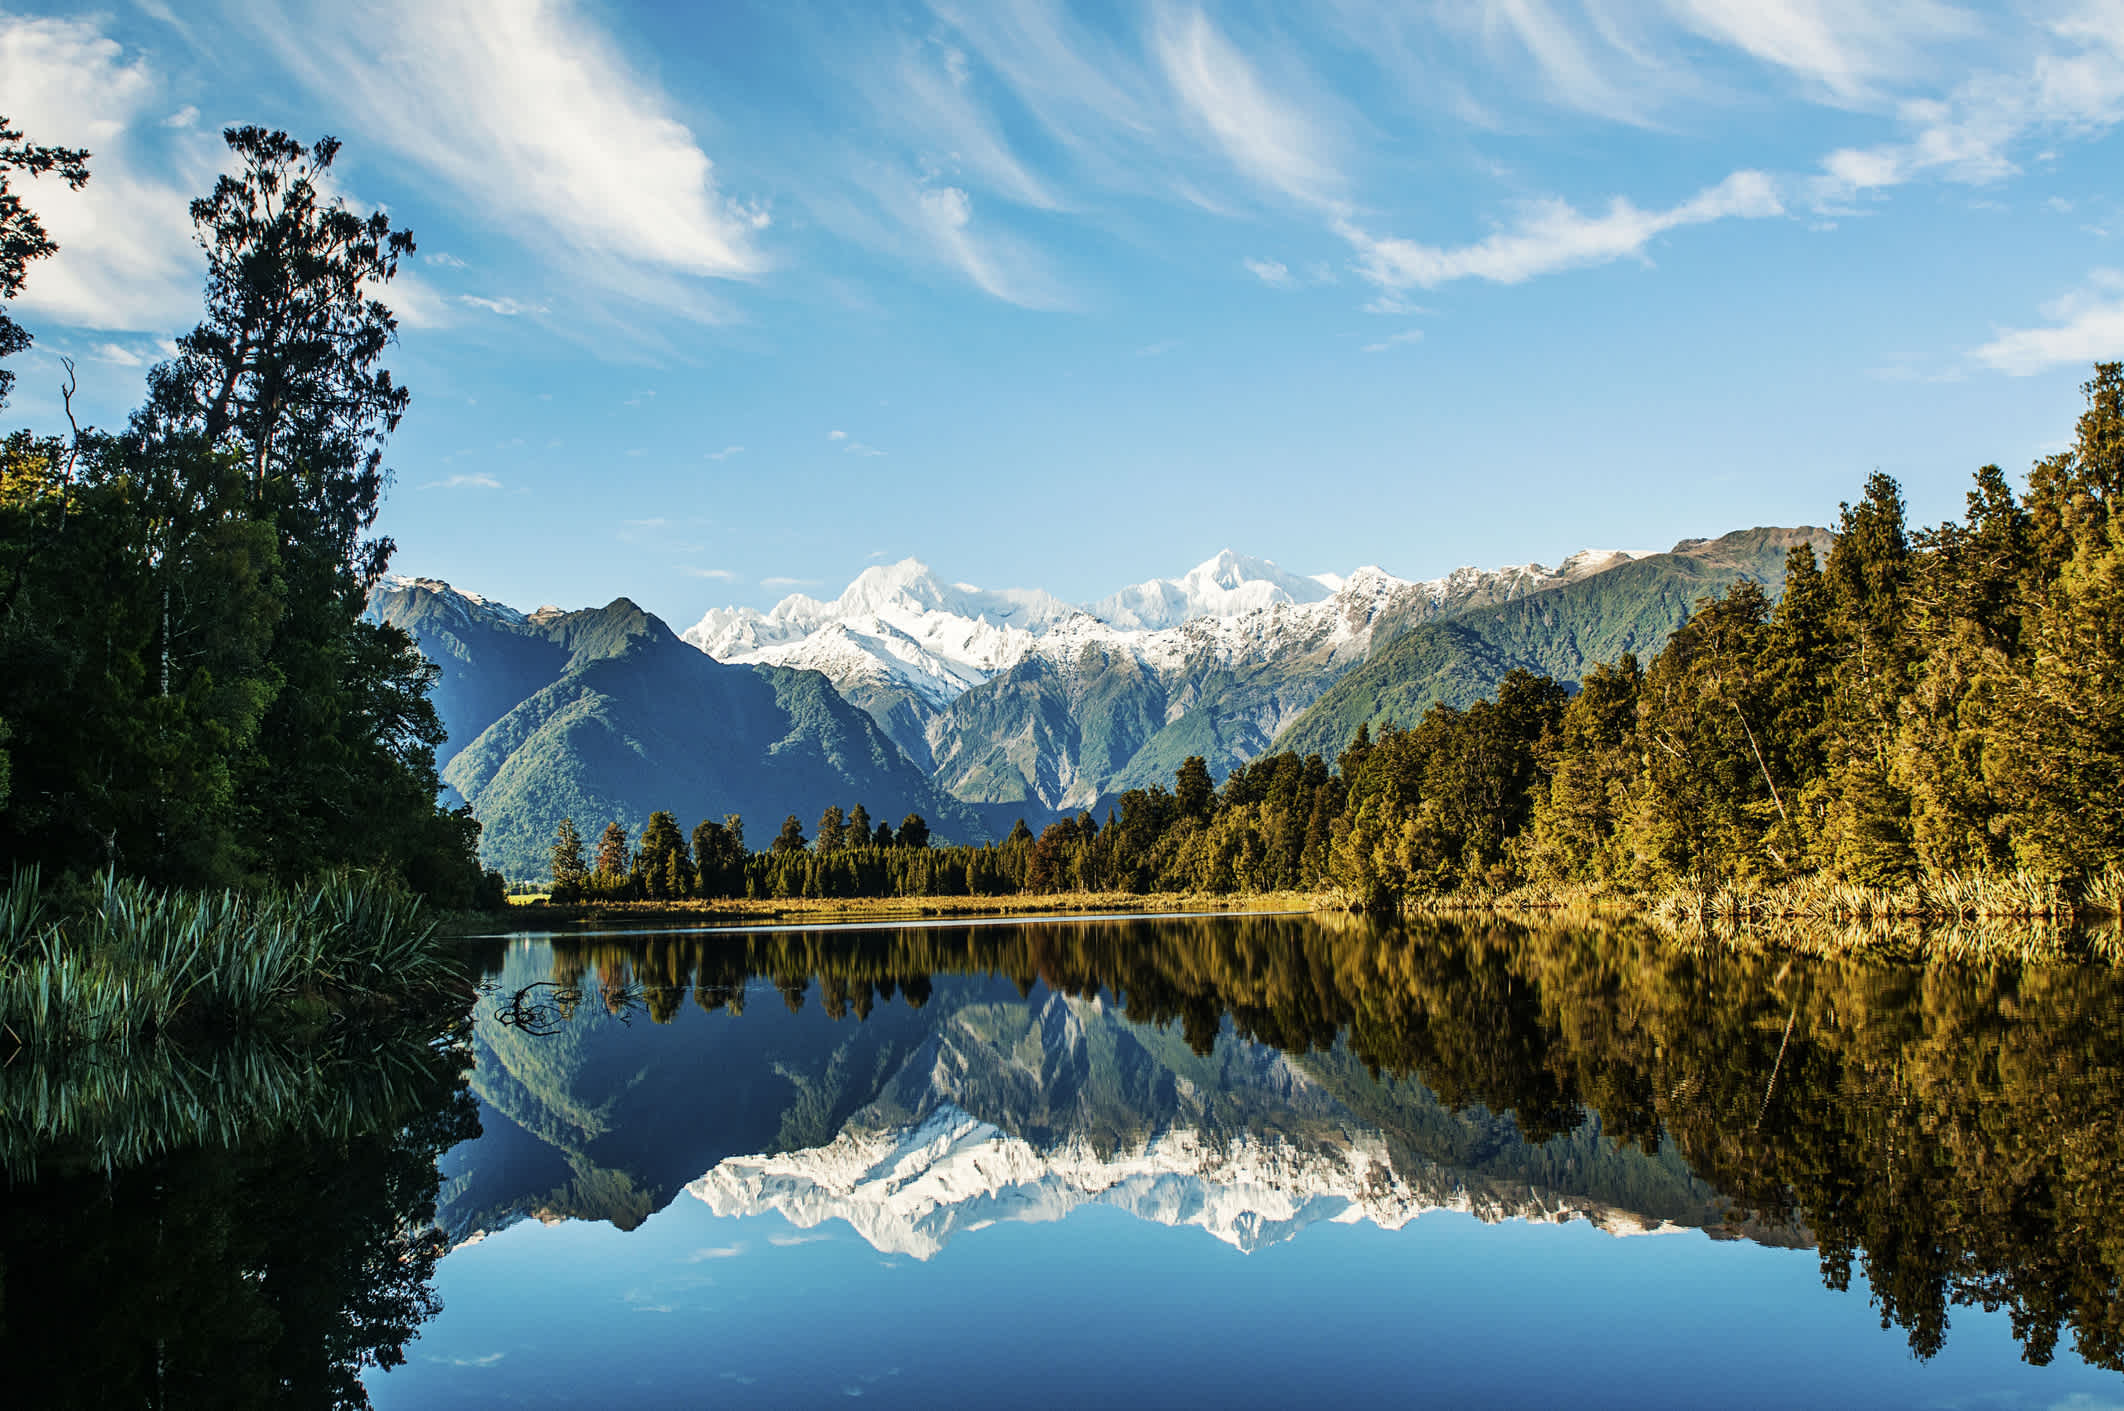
[
  {"left": 594, "top": 821, "right": 630, "bottom": 878},
  {"left": 633, "top": 810, "right": 691, "bottom": 899},
  {"left": 897, "top": 813, "right": 929, "bottom": 849},
  {"left": 0, "top": 117, "right": 91, "bottom": 408},
  {"left": 848, "top": 803, "right": 871, "bottom": 843},
  {"left": 772, "top": 814, "right": 807, "bottom": 854},
  {"left": 815, "top": 804, "right": 846, "bottom": 853},
  {"left": 550, "top": 818, "right": 588, "bottom": 897},
  {"left": 1174, "top": 756, "right": 1214, "bottom": 822}
]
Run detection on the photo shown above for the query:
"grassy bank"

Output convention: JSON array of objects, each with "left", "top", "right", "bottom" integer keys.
[
  {"left": 0, "top": 870, "right": 468, "bottom": 1052},
  {"left": 503, "top": 889, "right": 1335, "bottom": 928}
]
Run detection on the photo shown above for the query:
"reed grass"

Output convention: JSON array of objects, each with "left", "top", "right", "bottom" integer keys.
[{"left": 0, "top": 868, "right": 463, "bottom": 1053}]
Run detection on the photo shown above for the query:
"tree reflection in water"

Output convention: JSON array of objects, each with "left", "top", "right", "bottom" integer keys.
[
  {"left": 531, "top": 913, "right": 2124, "bottom": 1370},
  {"left": 0, "top": 1024, "right": 478, "bottom": 1410}
]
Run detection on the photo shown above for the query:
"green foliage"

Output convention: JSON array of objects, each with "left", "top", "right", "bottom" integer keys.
[
  {"left": 0, "top": 868, "right": 460, "bottom": 1053},
  {"left": 374, "top": 586, "right": 987, "bottom": 877},
  {"left": 0, "top": 125, "right": 487, "bottom": 906},
  {"left": 1276, "top": 527, "right": 1832, "bottom": 762},
  {"left": 0, "top": 116, "right": 91, "bottom": 408},
  {"left": 581, "top": 368, "right": 2124, "bottom": 910}
]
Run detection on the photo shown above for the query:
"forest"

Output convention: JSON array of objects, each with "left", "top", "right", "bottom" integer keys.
[
  {"left": 558, "top": 362, "right": 2124, "bottom": 915},
  {"left": 0, "top": 119, "right": 498, "bottom": 912}
]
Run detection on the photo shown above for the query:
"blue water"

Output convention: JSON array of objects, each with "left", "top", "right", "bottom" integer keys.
[{"left": 363, "top": 921, "right": 2124, "bottom": 1410}]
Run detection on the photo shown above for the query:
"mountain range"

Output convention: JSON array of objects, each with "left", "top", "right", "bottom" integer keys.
[
  {"left": 375, "top": 528, "right": 1827, "bottom": 876},
  {"left": 442, "top": 949, "right": 1759, "bottom": 1255}
]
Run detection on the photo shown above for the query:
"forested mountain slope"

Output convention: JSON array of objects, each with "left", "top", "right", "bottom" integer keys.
[
  {"left": 1273, "top": 528, "right": 1831, "bottom": 761},
  {"left": 371, "top": 580, "right": 987, "bottom": 876}
]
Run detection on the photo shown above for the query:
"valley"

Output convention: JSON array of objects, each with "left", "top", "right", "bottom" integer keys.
[{"left": 378, "top": 530, "right": 1824, "bottom": 878}]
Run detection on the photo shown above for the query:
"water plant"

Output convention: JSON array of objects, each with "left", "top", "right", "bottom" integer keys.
[{"left": 0, "top": 868, "right": 464, "bottom": 1053}]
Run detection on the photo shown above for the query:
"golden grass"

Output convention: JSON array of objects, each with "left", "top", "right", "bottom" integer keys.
[{"left": 508, "top": 889, "right": 1336, "bottom": 926}]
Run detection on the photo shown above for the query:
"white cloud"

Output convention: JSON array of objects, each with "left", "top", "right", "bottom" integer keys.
[
  {"left": 686, "top": 1245, "right": 745, "bottom": 1261},
  {"left": 1136, "top": 338, "right": 1180, "bottom": 357},
  {"left": 0, "top": 15, "right": 207, "bottom": 332},
  {"left": 90, "top": 342, "right": 145, "bottom": 366},
  {"left": 1362, "top": 328, "right": 1424, "bottom": 352},
  {"left": 1971, "top": 269, "right": 2124, "bottom": 375},
  {"left": 246, "top": 0, "right": 768, "bottom": 300},
  {"left": 1342, "top": 169, "right": 1783, "bottom": 289},
  {"left": 705, "top": 445, "right": 744, "bottom": 460},
  {"left": 682, "top": 566, "right": 738, "bottom": 580},
  {"left": 761, "top": 576, "right": 822, "bottom": 589},
  {"left": 1154, "top": 7, "right": 1342, "bottom": 209},
  {"left": 1809, "top": 7, "right": 2124, "bottom": 208},
  {"left": 458, "top": 294, "right": 549, "bottom": 317},
  {"left": 160, "top": 104, "right": 198, "bottom": 129},
  {"left": 1243, "top": 257, "right": 1292, "bottom": 287},
  {"left": 827, "top": 429, "right": 847, "bottom": 440},
  {"left": 891, "top": 39, "right": 1058, "bottom": 210},
  {"left": 907, "top": 180, "right": 1071, "bottom": 309},
  {"left": 1663, "top": 0, "right": 1974, "bottom": 101},
  {"left": 424, "top": 251, "right": 468, "bottom": 269},
  {"left": 382, "top": 269, "right": 455, "bottom": 329},
  {"left": 422, "top": 472, "right": 503, "bottom": 490}
]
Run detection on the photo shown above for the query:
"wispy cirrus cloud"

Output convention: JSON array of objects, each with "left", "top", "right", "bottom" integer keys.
[
  {"left": 1362, "top": 328, "right": 1424, "bottom": 353},
  {"left": 1972, "top": 269, "right": 2124, "bottom": 375},
  {"left": 1341, "top": 170, "right": 1783, "bottom": 290},
  {"left": 681, "top": 566, "right": 739, "bottom": 580},
  {"left": 421, "top": 472, "right": 503, "bottom": 490},
  {"left": 1153, "top": 6, "right": 1343, "bottom": 211},
  {"left": 705, "top": 445, "right": 745, "bottom": 460},
  {"left": 1243, "top": 257, "right": 1292, "bottom": 287},
  {"left": 1808, "top": 5, "right": 2124, "bottom": 208},
  {"left": 0, "top": 15, "right": 209, "bottom": 333},
  {"left": 242, "top": 0, "right": 770, "bottom": 312},
  {"left": 761, "top": 575, "right": 822, "bottom": 589}
]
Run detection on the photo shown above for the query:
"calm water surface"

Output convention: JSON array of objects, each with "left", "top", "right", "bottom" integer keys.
[{"left": 6, "top": 913, "right": 2123, "bottom": 1408}]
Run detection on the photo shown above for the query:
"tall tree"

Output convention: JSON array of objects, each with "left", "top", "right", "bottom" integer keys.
[
  {"left": 551, "top": 818, "right": 588, "bottom": 894},
  {"left": 594, "top": 820, "right": 630, "bottom": 879},
  {"left": 0, "top": 117, "right": 90, "bottom": 409},
  {"left": 815, "top": 804, "right": 846, "bottom": 853}
]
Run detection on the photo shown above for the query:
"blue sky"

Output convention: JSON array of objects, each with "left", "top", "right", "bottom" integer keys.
[{"left": 5, "top": 1, "right": 2123, "bottom": 623}]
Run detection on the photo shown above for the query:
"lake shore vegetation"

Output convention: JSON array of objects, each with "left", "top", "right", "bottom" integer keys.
[
  {"left": 545, "top": 364, "right": 2124, "bottom": 942},
  {"left": 0, "top": 120, "right": 500, "bottom": 1044}
]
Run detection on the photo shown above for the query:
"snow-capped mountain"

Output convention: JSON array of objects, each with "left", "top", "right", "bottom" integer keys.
[
  {"left": 689, "top": 1103, "right": 1683, "bottom": 1259},
  {"left": 685, "top": 990, "right": 1691, "bottom": 1258},
  {"left": 1089, "top": 549, "right": 1338, "bottom": 631},
  {"left": 681, "top": 547, "right": 1648, "bottom": 779},
  {"left": 683, "top": 557, "right": 1074, "bottom": 698}
]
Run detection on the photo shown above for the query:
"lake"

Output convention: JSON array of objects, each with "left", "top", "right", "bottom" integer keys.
[{"left": 5, "top": 912, "right": 2122, "bottom": 1408}]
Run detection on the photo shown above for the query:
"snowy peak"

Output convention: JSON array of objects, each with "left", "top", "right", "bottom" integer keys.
[
  {"left": 686, "top": 991, "right": 1696, "bottom": 1259},
  {"left": 1089, "top": 550, "right": 1334, "bottom": 631},
  {"left": 375, "top": 574, "right": 527, "bottom": 627}
]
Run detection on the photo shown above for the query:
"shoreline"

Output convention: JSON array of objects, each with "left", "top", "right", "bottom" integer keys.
[{"left": 483, "top": 890, "right": 1338, "bottom": 931}]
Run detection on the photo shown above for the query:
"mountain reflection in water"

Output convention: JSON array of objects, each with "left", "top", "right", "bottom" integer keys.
[
  {"left": 5, "top": 912, "right": 2119, "bottom": 1409},
  {"left": 452, "top": 913, "right": 2124, "bottom": 1373}
]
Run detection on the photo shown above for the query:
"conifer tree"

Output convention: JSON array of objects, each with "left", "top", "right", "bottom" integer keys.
[
  {"left": 595, "top": 821, "right": 630, "bottom": 878},
  {"left": 772, "top": 814, "right": 807, "bottom": 854},
  {"left": 897, "top": 813, "right": 929, "bottom": 849},
  {"left": 816, "top": 804, "right": 846, "bottom": 853},
  {"left": 551, "top": 818, "right": 588, "bottom": 893},
  {"left": 0, "top": 118, "right": 90, "bottom": 409}
]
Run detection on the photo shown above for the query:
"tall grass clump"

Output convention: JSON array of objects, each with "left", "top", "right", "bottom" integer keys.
[{"left": 0, "top": 868, "right": 462, "bottom": 1053}]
